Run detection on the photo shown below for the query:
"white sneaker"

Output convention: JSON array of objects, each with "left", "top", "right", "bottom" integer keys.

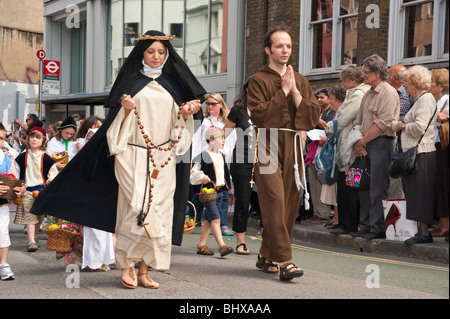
[{"left": 0, "top": 263, "right": 15, "bottom": 280}]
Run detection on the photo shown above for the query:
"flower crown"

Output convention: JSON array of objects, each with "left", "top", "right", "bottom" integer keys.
[{"left": 136, "top": 34, "right": 176, "bottom": 41}]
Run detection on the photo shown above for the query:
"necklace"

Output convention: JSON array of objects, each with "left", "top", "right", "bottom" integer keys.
[{"left": 132, "top": 103, "right": 188, "bottom": 231}]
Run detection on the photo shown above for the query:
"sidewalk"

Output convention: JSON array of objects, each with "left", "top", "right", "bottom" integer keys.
[{"left": 243, "top": 215, "right": 449, "bottom": 264}]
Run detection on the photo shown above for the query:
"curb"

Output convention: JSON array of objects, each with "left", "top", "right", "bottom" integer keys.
[{"left": 243, "top": 216, "right": 449, "bottom": 264}]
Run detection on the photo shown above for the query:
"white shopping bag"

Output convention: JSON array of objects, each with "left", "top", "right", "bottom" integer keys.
[{"left": 383, "top": 199, "right": 418, "bottom": 241}]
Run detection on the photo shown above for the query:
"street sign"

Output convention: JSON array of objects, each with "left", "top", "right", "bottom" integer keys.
[
  {"left": 44, "top": 60, "right": 60, "bottom": 77},
  {"left": 42, "top": 60, "right": 61, "bottom": 96},
  {"left": 37, "top": 49, "right": 46, "bottom": 60},
  {"left": 43, "top": 80, "right": 61, "bottom": 95}
]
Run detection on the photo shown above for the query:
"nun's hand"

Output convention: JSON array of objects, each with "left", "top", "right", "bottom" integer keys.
[
  {"left": 181, "top": 100, "right": 202, "bottom": 116},
  {"left": 121, "top": 94, "right": 135, "bottom": 111}
]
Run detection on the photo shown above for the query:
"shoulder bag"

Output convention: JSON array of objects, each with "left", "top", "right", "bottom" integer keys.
[{"left": 389, "top": 107, "right": 437, "bottom": 178}]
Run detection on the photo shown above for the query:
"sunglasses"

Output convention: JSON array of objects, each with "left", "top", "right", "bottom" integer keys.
[{"left": 206, "top": 102, "right": 220, "bottom": 106}]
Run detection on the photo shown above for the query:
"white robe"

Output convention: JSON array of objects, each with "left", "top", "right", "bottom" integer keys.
[
  {"left": 82, "top": 227, "right": 115, "bottom": 269},
  {"left": 106, "top": 74, "right": 193, "bottom": 270}
]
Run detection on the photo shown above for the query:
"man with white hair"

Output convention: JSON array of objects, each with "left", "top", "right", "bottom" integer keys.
[{"left": 352, "top": 54, "right": 400, "bottom": 240}]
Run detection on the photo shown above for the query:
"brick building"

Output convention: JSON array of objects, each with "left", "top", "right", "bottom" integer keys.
[{"left": 245, "top": 0, "right": 449, "bottom": 91}]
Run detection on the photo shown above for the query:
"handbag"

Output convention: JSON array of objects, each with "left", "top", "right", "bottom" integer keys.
[
  {"left": 345, "top": 156, "right": 370, "bottom": 190},
  {"left": 315, "top": 120, "right": 339, "bottom": 185},
  {"left": 389, "top": 106, "right": 436, "bottom": 178},
  {"left": 438, "top": 100, "right": 448, "bottom": 150}
]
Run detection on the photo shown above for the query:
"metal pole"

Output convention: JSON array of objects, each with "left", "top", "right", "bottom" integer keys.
[{"left": 38, "top": 60, "right": 43, "bottom": 119}]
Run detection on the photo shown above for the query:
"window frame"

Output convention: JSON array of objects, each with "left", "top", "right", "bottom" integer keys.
[
  {"left": 299, "top": 0, "right": 359, "bottom": 75},
  {"left": 387, "top": 0, "right": 449, "bottom": 66}
]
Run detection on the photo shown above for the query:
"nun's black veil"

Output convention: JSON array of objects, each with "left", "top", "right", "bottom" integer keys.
[
  {"left": 31, "top": 30, "right": 206, "bottom": 246},
  {"left": 105, "top": 30, "right": 206, "bottom": 108}
]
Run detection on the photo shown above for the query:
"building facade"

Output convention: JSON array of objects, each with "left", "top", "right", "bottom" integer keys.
[
  {"left": 40, "top": 0, "right": 245, "bottom": 126},
  {"left": 245, "top": 0, "right": 449, "bottom": 90},
  {"left": 39, "top": 0, "right": 448, "bottom": 126},
  {"left": 0, "top": 0, "right": 43, "bottom": 130}
]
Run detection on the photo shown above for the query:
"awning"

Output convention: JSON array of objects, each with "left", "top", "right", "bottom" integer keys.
[{"left": 26, "top": 91, "right": 110, "bottom": 105}]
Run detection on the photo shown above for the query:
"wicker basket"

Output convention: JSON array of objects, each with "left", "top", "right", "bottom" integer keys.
[
  {"left": 13, "top": 204, "right": 26, "bottom": 225},
  {"left": 198, "top": 182, "right": 217, "bottom": 203},
  {"left": 0, "top": 174, "right": 24, "bottom": 201},
  {"left": 184, "top": 201, "right": 197, "bottom": 234},
  {"left": 43, "top": 221, "right": 79, "bottom": 253},
  {"left": 51, "top": 152, "right": 68, "bottom": 165}
]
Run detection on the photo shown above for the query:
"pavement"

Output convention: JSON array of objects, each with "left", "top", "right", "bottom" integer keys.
[{"left": 244, "top": 215, "right": 449, "bottom": 264}]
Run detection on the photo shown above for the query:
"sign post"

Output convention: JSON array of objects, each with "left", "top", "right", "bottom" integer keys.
[
  {"left": 43, "top": 60, "right": 61, "bottom": 96},
  {"left": 36, "top": 50, "right": 46, "bottom": 119}
]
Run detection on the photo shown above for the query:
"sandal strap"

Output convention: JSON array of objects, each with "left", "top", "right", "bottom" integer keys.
[
  {"left": 280, "top": 262, "right": 303, "bottom": 275},
  {"left": 236, "top": 243, "right": 248, "bottom": 250},
  {"left": 197, "top": 245, "right": 214, "bottom": 255},
  {"left": 257, "top": 255, "right": 278, "bottom": 271}
]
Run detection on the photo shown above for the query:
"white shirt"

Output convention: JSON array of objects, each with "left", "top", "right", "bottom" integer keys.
[{"left": 46, "top": 137, "right": 79, "bottom": 161}]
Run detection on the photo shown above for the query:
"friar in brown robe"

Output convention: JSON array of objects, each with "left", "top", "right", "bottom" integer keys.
[{"left": 247, "top": 25, "right": 320, "bottom": 279}]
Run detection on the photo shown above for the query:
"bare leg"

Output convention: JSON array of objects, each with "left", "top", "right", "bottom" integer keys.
[
  {"left": 138, "top": 261, "right": 159, "bottom": 289},
  {"left": 121, "top": 266, "right": 137, "bottom": 288},
  {"left": 210, "top": 219, "right": 225, "bottom": 248},
  {"left": 236, "top": 232, "right": 250, "bottom": 254},
  {"left": 199, "top": 220, "right": 211, "bottom": 246},
  {"left": 26, "top": 224, "right": 37, "bottom": 244}
]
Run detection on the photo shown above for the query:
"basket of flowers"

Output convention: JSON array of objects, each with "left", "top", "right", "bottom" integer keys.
[
  {"left": 184, "top": 201, "right": 197, "bottom": 234},
  {"left": 0, "top": 173, "right": 23, "bottom": 201},
  {"left": 42, "top": 220, "right": 79, "bottom": 253},
  {"left": 198, "top": 182, "right": 217, "bottom": 203},
  {"left": 51, "top": 151, "right": 68, "bottom": 165}
]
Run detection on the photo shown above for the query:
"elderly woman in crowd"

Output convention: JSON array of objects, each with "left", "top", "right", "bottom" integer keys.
[
  {"left": 392, "top": 65, "right": 437, "bottom": 245},
  {"left": 327, "top": 66, "right": 370, "bottom": 235},
  {"left": 429, "top": 68, "right": 449, "bottom": 240}
]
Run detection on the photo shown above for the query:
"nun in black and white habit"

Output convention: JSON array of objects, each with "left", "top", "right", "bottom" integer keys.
[{"left": 31, "top": 30, "right": 206, "bottom": 288}]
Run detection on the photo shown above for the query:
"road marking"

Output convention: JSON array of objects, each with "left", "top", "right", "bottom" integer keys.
[{"left": 248, "top": 235, "right": 448, "bottom": 272}]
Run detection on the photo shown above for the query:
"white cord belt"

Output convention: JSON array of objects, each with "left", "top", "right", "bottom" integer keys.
[{"left": 279, "top": 128, "right": 310, "bottom": 210}]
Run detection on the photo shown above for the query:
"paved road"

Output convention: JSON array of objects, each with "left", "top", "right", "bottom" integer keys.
[{"left": 1, "top": 215, "right": 448, "bottom": 309}]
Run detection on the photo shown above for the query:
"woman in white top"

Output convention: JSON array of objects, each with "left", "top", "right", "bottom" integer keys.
[
  {"left": 392, "top": 65, "right": 437, "bottom": 245},
  {"left": 191, "top": 93, "right": 236, "bottom": 161}
]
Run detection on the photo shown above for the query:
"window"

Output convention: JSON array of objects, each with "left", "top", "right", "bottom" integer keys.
[
  {"left": 106, "top": 0, "right": 228, "bottom": 85},
  {"left": 299, "top": 0, "right": 359, "bottom": 74},
  {"left": 311, "top": 0, "right": 333, "bottom": 68},
  {"left": 185, "top": 0, "right": 227, "bottom": 76},
  {"left": 388, "top": 0, "right": 449, "bottom": 65}
]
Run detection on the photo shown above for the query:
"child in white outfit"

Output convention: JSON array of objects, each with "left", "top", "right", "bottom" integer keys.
[{"left": 0, "top": 123, "right": 25, "bottom": 280}]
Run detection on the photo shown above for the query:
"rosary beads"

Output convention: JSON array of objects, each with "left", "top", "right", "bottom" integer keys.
[{"left": 132, "top": 102, "right": 187, "bottom": 227}]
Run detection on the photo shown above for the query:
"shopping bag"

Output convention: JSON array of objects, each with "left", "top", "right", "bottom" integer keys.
[
  {"left": 345, "top": 156, "right": 370, "bottom": 190},
  {"left": 382, "top": 199, "right": 417, "bottom": 241}
]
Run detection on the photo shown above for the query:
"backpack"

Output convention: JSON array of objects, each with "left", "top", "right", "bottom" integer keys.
[{"left": 315, "top": 120, "right": 339, "bottom": 185}]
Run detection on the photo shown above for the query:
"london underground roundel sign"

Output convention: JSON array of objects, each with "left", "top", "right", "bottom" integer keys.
[{"left": 44, "top": 60, "right": 60, "bottom": 77}]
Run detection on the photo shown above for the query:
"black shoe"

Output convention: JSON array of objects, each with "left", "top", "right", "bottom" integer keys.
[
  {"left": 404, "top": 234, "right": 433, "bottom": 245},
  {"left": 350, "top": 229, "right": 369, "bottom": 238},
  {"left": 330, "top": 228, "right": 349, "bottom": 235},
  {"left": 361, "top": 232, "right": 386, "bottom": 240},
  {"left": 446, "top": 236, "right": 449, "bottom": 242}
]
